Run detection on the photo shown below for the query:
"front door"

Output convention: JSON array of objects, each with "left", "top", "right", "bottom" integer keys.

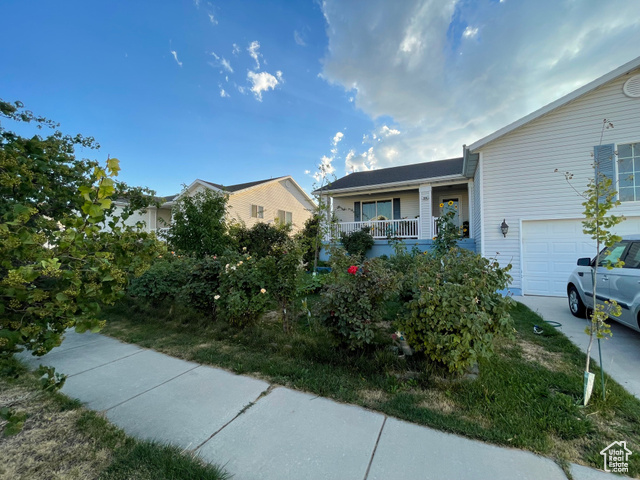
[{"left": 440, "top": 197, "right": 460, "bottom": 227}]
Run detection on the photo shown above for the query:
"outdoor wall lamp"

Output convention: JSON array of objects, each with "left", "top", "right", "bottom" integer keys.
[{"left": 500, "top": 219, "right": 509, "bottom": 237}]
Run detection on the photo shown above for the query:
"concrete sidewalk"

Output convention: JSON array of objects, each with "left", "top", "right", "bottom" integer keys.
[{"left": 17, "top": 331, "right": 626, "bottom": 480}]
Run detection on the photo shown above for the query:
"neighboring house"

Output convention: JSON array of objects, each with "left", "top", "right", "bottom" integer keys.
[
  {"left": 114, "top": 176, "right": 315, "bottom": 235},
  {"left": 464, "top": 55, "right": 640, "bottom": 296},
  {"left": 314, "top": 158, "right": 476, "bottom": 256},
  {"left": 319, "top": 55, "right": 640, "bottom": 296}
]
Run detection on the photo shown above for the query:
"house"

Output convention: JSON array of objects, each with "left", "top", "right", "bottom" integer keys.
[
  {"left": 314, "top": 158, "right": 477, "bottom": 257},
  {"left": 113, "top": 175, "right": 316, "bottom": 235},
  {"left": 318, "top": 55, "right": 640, "bottom": 296},
  {"left": 464, "top": 55, "right": 640, "bottom": 296}
]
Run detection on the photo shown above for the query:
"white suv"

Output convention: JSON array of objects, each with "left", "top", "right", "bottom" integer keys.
[{"left": 567, "top": 235, "right": 640, "bottom": 332}]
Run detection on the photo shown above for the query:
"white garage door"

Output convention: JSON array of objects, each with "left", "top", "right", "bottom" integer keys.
[{"left": 522, "top": 218, "right": 640, "bottom": 297}]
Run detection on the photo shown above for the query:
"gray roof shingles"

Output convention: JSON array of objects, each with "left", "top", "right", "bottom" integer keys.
[
  {"left": 200, "top": 176, "right": 286, "bottom": 193},
  {"left": 314, "top": 157, "right": 463, "bottom": 193}
]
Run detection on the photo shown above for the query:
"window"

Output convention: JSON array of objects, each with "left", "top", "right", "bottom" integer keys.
[
  {"left": 277, "top": 210, "right": 292, "bottom": 225},
  {"left": 361, "top": 200, "right": 392, "bottom": 220},
  {"left": 598, "top": 242, "right": 628, "bottom": 267},
  {"left": 622, "top": 242, "right": 640, "bottom": 269},
  {"left": 617, "top": 143, "right": 640, "bottom": 202},
  {"left": 251, "top": 205, "right": 264, "bottom": 219}
]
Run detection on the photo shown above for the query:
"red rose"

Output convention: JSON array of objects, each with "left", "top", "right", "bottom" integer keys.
[{"left": 348, "top": 265, "right": 358, "bottom": 275}]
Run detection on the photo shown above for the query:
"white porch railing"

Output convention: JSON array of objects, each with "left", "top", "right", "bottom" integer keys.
[
  {"left": 331, "top": 219, "right": 419, "bottom": 239},
  {"left": 155, "top": 227, "right": 170, "bottom": 240}
]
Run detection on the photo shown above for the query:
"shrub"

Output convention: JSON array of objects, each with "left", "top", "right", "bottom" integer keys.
[
  {"left": 295, "top": 214, "right": 320, "bottom": 267},
  {"left": 340, "top": 227, "right": 374, "bottom": 257},
  {"left": 230, "top": 222, "right": 291, "bottom": 259},
  {"left": 182, "top": 256, "right": 224, "bottom": 319},
  {"left": 321, "top": 249, "right": 396, "bottom": 349},
  {"left": 399, "top": 248, "right": 514, "bottom": 374},
  {"left": 432, "top": 207, "right": 461, "bottom": 257},
  {"left": 167, "top": 188, "right": 230, "bottom": 258},
  {"left": 259, "top": 240, "right": 305, "bottom": 331},
  {"left": 216, "top": 252, "right": 270, "bottom": 328},
  {"left": 129, "top": 257, "right": 193, "bottom": 302}
]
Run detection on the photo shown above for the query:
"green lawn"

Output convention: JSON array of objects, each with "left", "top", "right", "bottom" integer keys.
[
  {"left": 100, "top": 296, "right": 640, "bottom": 476},
  {"left": 0, "top": 358, "right": 229, "bottom": 480}
]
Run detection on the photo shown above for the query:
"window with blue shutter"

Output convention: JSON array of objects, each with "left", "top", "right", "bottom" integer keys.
[
  {"left": 594, "top": 144, "right": 615, "bottom": 203},
  {"left": 354, "top": 201, "right": 361, "bottom": 222}
]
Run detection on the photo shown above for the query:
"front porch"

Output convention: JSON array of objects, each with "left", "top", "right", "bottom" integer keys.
[{"left": 325, "top": 182, "right": 472, "bottom": 241}]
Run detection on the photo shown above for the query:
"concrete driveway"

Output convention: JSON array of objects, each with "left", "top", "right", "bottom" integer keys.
[{"left": 515, "top": 295, "right": 640, "bottom": 399}]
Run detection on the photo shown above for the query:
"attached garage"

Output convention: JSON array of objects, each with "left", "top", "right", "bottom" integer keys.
[{"left": 522, "top": 218, "right": 640, "bottom": 297}]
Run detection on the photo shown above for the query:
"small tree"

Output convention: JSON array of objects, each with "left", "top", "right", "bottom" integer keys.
[
  {"left": 167, "top": 188, "right": 230, "bottom": 258},
  {"left": 557, "top": 118, "right": 624, "bottom": 404}
]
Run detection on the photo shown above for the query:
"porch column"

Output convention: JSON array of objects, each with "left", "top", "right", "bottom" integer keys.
[{"left": 418, "top": 185, "right": 432, "bottom": 239}]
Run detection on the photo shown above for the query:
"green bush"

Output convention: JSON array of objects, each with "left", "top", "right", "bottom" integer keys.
[
  {"left": 129, "top": 257, "right": 193, "bottom": 302},
  {"left": 340, "top": 227, "right": 374, "bottom": 257},
  {"left": 321, "top": 249, "right": 396, "bottom": 349},
  {"left": 230, "top": 222, "right": 291, "bottom": 259},
  {"left": 260, "top": 239, "right": 304, "bottom": 332},
  {"left": 216, "top": 252, "right": 270, "bottom": 328},
  {"left": 432, "top": 207, "right": 461, "bottom": 257},
  {"left": 399, "top": 248, "right": 514, "bottom": 374},
  {"left": 166, "top": 188, "right": 230, "bottom": 258},
  {"left": 295, "top": 214, "right": 320, "bottom": 267},
  {"left": 182, "top": 256, "right": 224, "bottom": 319}
]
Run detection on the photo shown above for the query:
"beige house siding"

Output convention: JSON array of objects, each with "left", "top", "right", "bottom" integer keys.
[
  {"left": 227, "top": 178, "right": 314, "bottom": 233},
  {"left": 475, "top": 66, "right": 640, "bottom": 292}
]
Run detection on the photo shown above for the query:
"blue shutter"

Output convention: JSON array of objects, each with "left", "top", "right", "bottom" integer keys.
[
  {"left": 594, "top": 144, "right": 615, "bottom": 203},
  {"left": 354, "top": 202, "right": 361, "bottom": 222},
  {"left": 393, "top": 198, "right": 401, "bottom": 219}
]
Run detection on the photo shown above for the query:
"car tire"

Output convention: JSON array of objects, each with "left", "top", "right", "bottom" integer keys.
[{"left": 568, "top": 285, "right": 586, "bottom": 318}]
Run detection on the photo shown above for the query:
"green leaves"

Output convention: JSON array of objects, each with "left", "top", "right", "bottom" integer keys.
[
  {"left": 0, "top": 102, "right": 164, "bottom": 358},
  {"left": 399, "top": 249, "right": 514, "bottom": 374}
]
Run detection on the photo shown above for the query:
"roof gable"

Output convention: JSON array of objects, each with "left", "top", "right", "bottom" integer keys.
[{"left": 468, "top": 56, "right": 640, "bottom": 155}]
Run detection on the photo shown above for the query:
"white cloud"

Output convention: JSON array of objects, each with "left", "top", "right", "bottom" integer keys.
[
  {"left": 170, "top": 49, "right": 182, "bottom": 67},
  {"left": 462, "top": 26, "right": 478, "bottom": 38},
  {"left": 232, "top": 43, "right": 241, "bottom": 55},
  {"left": 320, "top": 0, "right": 640, "bottom": 172},
  {"left": 380, "top": 125, "right": 401, "bottom": 136},
  {"left": 209, "top": 52, "right": 233, "bottom": 73},
  {"left": 220, "top": 88, "right": 230, "bottom": 98},
  {"left": 304, "top": 169, "right": 311, "bottom": 175},
  {"left": 193, "top": 0, "right": 200, "bottom": 7},
  {"left": 248, "top": 41, "right": 262, "bottom": 69},
  {"left": 247, "top": 70, "right": 281, "bottom": 101},
  {"left": 208, "top": 13, "right": 218, "bottom": 25},
  {"left": 294, "top": 30, "right": 306, "bottom": 46},
  {"left": 332, "top": 131, "right": 344, "bottom": 146}
]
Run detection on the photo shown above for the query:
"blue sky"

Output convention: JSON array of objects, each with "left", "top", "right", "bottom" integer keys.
[{"left": 2, "top": 0, "right": 640, "bottom": 197}]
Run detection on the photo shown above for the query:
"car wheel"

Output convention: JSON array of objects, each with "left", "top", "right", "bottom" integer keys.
[{"left": 568, "top": 285, "right": 586, "bottom": 318}]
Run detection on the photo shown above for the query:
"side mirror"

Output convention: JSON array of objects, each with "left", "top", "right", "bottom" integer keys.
[{"left": 577, "top": 257, "right": 591, "bottom": 267}]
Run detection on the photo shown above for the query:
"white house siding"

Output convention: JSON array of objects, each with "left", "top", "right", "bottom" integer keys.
[
  {"left": 108, "top": 205, "right": 151, "bottom": 232},
  {"left": 227, "top": 178, "right": 314, "bottom": 233},
  {"left": 332, "top": 190, "right": 420, "bottom": 223},
  {"left": 477, "top": 67, "right": 640, "bottom": 293}
]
